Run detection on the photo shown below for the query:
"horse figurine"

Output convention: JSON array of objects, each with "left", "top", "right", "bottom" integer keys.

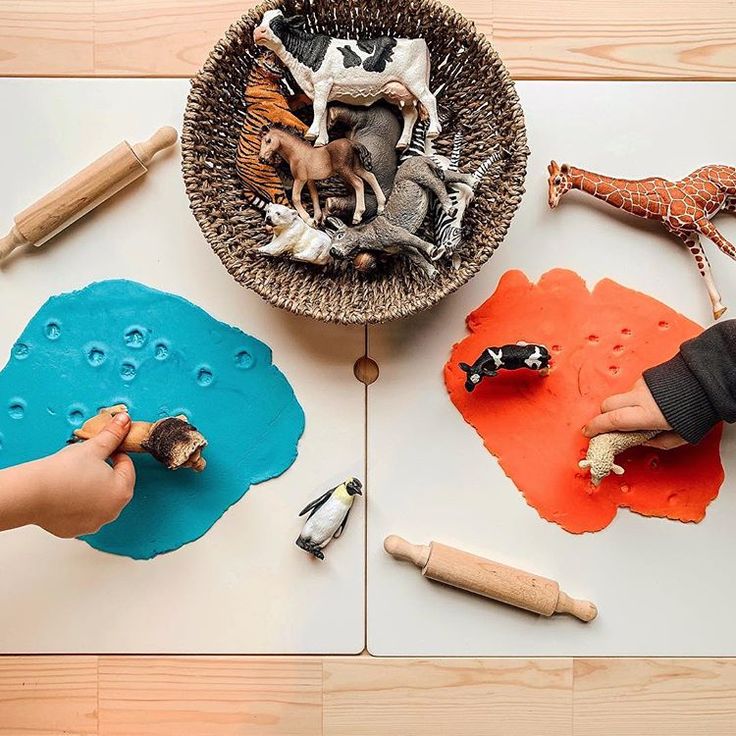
[{"left": 259, "top": 124, "right": 385, "bottom": 225}]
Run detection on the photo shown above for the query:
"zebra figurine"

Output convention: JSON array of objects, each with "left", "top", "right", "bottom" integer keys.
[
  {"left": 402, "top": 121, "right": 506, "bottom": 268},
  {"left": 430, "top": 138, "right": 504, "bottom": 268}
]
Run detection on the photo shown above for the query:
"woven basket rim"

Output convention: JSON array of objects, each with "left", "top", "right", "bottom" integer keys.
[{"left": 182, "top": 0, "right": 529, "bottom": 324}]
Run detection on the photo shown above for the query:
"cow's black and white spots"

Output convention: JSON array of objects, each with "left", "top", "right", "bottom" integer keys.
[
  {"left": 268, "top": 13, "right": 331, "bottom": 72},
  {"left": 459, "top": 342, "right": 551, "bottom": 392},
  {"left": 359, "top": 37, "right": 398, "bottom": 72},
  {"left": 254, "top": 9, "right": 441, "bottom": 147},
  {"left": 338, "top": 45, "right": 362, "bottom": 68}
]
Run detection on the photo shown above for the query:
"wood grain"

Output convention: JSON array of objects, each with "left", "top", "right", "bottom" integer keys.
[
  {"left": 493, "top": 0, "right": 736, "bottom": 80},
  {"left": 323, "top": 658, "right": 573, "bottom": 736},
  {"left": 97, "top": 657, "right": 323, "bottom": 736},
  {"left": 4, "top": 656, "right": 736, "bottom": 734},
  {"left": 0, "top": 0, "right": 734, "bottom": 78},
  {"left": 0, "top": 0, "right": 93, "bottom": 76},
  {"left": 0, "top": 655, "right": 98, "bottom": 736},
  {"left": 574, "top": 658, "right": 736, "bottom": 736}
]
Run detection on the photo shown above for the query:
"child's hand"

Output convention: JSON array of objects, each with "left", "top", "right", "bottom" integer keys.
[
  {"left": 30, "top": 412, "right": 136, "bottom": 538},
  {"left": 583, "top": 377, "right": 686, "bottom": 450}
]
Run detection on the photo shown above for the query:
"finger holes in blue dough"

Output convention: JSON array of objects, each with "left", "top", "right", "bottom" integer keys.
[
  {"left": 235, "top": 350, "right": 255, "bottom": 369},
  {"left": 12, "top": 343, "right": 30, "bottom": 360},
  {"left": 196, "top": 366, "right": 214, "bottom": 387},
  {"left": 67, "top": 405, "right": 86, "bottom": 426},
  {"left": 154, "top": 341, "right": 170, "bottom": 361},
  {"left": 45, "top": 321, "right": 61, "bottom": 340},
  {"left": 8, "top": 399, "right": 26, "bottom": 420},
  {"left": 87, "top": 346, "right": 106, "bottom": 367},
  {"left": 120, "top": 361, "right": 138, "bottom": 381},
  {"left": 124, "top": 326, "right": 148, "bottom": 348}
]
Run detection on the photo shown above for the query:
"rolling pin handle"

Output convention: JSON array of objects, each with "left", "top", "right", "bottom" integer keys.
[
  {"left": 131, "top": 126, "right": 178, "bottom": 167},
  {"left": 384, "top": 535, "right": 431, "bottom": 569},
  {"left": 0, "top": 225, "right": 29, "bottom": 262},
  {"left": 555, "top": 591, "right": 598, "bottom": 623}
]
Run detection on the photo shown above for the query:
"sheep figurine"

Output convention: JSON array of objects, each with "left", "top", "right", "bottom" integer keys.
[{"left": 579, "top": 430, "right": 660, "bottom": 486}]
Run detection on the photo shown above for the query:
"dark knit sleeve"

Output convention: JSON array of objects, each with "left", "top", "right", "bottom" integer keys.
[{"left": 643, "top": 320, "right": 736, "bottom": 444}]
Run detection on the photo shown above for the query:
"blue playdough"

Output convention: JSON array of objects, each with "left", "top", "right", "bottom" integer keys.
[{"left": 0, "top": 281, "right": 305, "bottom": 559}]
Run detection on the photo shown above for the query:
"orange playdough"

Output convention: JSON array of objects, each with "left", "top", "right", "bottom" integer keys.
[{"left": 445, "top": 269, "right": 724, "bottom": 533}]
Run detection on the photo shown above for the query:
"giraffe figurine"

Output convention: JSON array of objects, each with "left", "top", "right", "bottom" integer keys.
[{"left": 548, "top": 161, "right": 736, "bottom": 319}]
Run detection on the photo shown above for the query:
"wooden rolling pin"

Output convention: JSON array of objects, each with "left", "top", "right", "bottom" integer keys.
[
  {"left": 0, "top": 126, "right": 178, "bottom": 262},
  {"left": 384, "top": 535, "right": 597, "bottom": 622}
]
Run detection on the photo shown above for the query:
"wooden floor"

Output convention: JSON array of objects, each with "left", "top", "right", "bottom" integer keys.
[
  {"left": 3, "top": 656, "right": 736, "bottom": 735},
  {"left": 1, "top": 0, "right": 736, "bottom": 733},
  {"left": 0, "top": 0, "right": 735, "bottom": 79}
]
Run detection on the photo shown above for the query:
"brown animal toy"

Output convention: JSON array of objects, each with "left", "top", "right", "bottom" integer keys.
[
  {"left": 259, "top": 124, "right": 385, "bottom": 226},
  {"left": 72, "top": 405, "right": 207, "bottom": 472},
  {"left": 235, "top": 52, "right": 309, "bottom": 209},
  {"left": 548, "top": 161, "right": 736, "bottom": 319}
]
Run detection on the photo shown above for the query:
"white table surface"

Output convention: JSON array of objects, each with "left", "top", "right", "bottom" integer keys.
[
  {"left": 0, "top": 79, "right": 365, "bottom": 654},
  {"left": 367, "top": 82, "right": 736, "bottom": 656}
]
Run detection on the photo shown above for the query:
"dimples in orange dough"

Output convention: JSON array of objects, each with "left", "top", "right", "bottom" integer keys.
[{"left": 444, "top": 269, "right": 724, "bottom": 533}]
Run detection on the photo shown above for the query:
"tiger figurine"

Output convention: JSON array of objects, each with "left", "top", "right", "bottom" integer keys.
[{"left": 236, "top": 53, "right": 309, "bottom": 208}]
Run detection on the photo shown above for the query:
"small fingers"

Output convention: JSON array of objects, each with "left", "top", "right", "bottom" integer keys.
[
  {"left": 111, "top": 452, "right": 136, "bottom": 504},
  {"left": 600, "top": 391, "right": 636, "bottom": 413},
  {"left": 583, "top": 406, "right": 650, "bottom": 438},
  {"left": 89, "top": 412, "right": 131, "bottom": 458}
]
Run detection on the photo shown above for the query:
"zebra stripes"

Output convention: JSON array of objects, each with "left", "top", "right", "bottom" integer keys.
[{"left": 398, "top": 118, "right": 506, "bottom": 266}]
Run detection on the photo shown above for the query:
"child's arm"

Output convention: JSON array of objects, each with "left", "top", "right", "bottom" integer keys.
[
  {"left": 584, "top": 320, "right": 736, "bottom": 448},
  {"left": 0, "top": 412, "right": 136, "bottom": 537}
]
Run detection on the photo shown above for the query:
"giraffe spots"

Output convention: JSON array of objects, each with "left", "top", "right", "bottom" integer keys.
[
  {"left": 670, "top": 199, "right": 686, "bottom": 216},
  {"left": 607, "top": 191, "right": 624, "bottom": 208}
]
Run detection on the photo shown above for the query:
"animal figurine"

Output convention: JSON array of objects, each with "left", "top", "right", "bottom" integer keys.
[
  {"left": 236, "top": 52, "right": 309, "bottom": 209},
  {"left": 296, "top": 477, "right": 363, "bottom": 560},
  {"left": 329, "top": 156, "right": 475, "bottom": 276},
  {"left": 429, "top": 137, "right": 504, "bottom": 266},
  {"left": 258, "top": 203, "right": 333, "bottom": 265},
  {"left": 253, "top": 10, "right": 441, "bottom": 147},
  {"left": 259, "top": 124, "right": 385, "bottom": 225},
  {"left": 579, "top": 430, "right": 660, "bottom": 486},
  {"left": 72, "top": 405, "right": 207, "bottom": 472},
  {"left": 323, "top": 103, "right": 402, "bottom": 223},
  {"left": 400, "top": 120, "right": 504, "bottom": 267},
  {"left": 459, "top": 342, "right": 551, "bottom": 392},
  {"left": 548, "top": 161, "right": 736, "bottom": 319}
]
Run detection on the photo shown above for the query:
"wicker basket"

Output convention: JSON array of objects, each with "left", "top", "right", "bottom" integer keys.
[{"left": 182, "top": 0, "right": 528, "bottom": 324}]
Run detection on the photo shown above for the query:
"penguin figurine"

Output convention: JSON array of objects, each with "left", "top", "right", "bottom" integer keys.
[{"left": 296, "top": 477, "right": 363, "bottom": 560}]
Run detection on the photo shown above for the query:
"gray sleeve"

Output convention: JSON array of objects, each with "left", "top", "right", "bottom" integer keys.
[{"left": 643, "top": 320, "right": 736, "bottom": 443}]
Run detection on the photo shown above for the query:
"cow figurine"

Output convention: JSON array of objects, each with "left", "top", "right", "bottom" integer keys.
[
  {"left": 253, "top": 10, "right": 441, "bottom": 148},
  {"left": 459, "top": 342, "right": 551, "bottom": 392}
]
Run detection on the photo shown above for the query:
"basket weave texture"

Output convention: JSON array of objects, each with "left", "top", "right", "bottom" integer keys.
[{"left": 182, "top": 0, "right": 528, "bottom": 324}]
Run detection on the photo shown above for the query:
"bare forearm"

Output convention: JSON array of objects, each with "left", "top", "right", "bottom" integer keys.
[{"left": 0, "top": 461, "right": 45, "bottom": 532}]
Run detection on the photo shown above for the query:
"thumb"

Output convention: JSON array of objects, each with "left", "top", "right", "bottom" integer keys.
[
  {"left": 89, "top": 412, "right": 131, "bottom": 458},
  {"left": 111, "top": 452, "right": 136, "bottom": 500}
]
